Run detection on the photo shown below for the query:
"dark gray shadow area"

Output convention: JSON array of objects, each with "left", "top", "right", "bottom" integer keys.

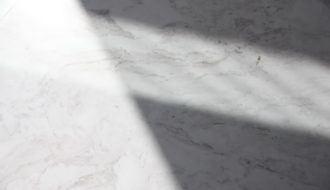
[
  {"left": 134, "top": 95, "right": 330, "bottom": 190},
  {"left": 322, "top": 0, "right": 330, "bottom": 7},
  {"left": 77, "top": 0, "right": 330, "bottom": 189},
  {"left": 79, "top": 0, "right": 330, "bottom": 65}
]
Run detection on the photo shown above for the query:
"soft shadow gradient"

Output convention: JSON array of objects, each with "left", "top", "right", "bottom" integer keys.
[
  {"left": 78, "top": 0, "right": 330, "bottom": 189},
  {"left": 134, "top": 95, "right": 330, "bottom": 190},
  {"left": 80, "top": 0, "right": 330, "bottom": 65}
]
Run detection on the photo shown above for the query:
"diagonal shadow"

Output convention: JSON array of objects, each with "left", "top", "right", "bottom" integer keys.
[
  {"left": 133, "top": 95, "right": 330, "bottom": 190},
  {"left": 77, "top": 0, "right": 330, "bottom": 189},
  {"left": 79, "top": 0, "right": 330, "bottom": 65}
]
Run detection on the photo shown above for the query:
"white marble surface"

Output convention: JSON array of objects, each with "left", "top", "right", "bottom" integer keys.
[{"left": 1, "top": 0, "right": 330, "bottom": 189}]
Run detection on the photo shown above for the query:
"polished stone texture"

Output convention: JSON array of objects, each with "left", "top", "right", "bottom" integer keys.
[{"left": 1, "top": 0, "right": 330, "bottom": 189}]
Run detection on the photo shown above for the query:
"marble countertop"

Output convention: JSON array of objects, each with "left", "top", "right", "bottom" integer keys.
[{"left": 1, "top": 0, "right": 330, "bottom": 189}]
